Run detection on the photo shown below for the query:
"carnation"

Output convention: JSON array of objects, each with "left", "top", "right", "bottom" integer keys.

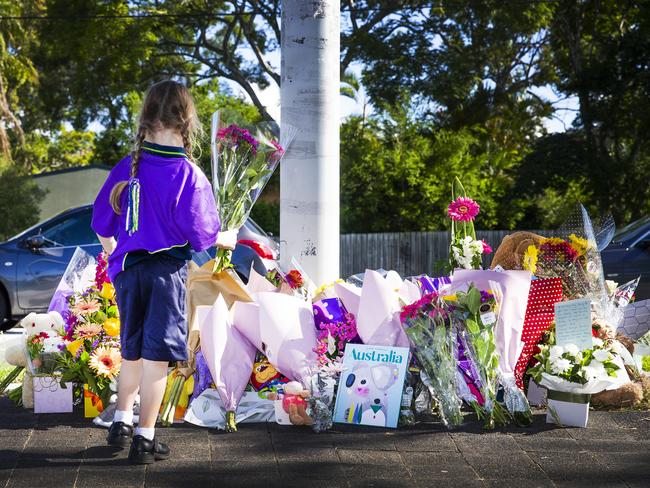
[
  {"left": 593, "top": 349, "right": 611, "bottom": 362},
  {"left": 552, "top": 358, "right": 572, "bottom": 374}
]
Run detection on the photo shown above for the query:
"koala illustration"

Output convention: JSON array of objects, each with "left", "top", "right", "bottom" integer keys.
[{"left": 343, "top": 362, "right": 399, "bottom": 427}]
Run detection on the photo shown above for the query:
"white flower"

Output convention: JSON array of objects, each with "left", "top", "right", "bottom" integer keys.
[
  {"left": 564, "top": 344, "right": 580, "bottom": 357},
  {"left": 549, "top": 345, "right": 564, "bottom": 362},
  {"left": 610, "top": 341, "right": 624, "bottom": 356},
  {"left": 583, "top": 366, "right": 600, "bottom": 381},
  {"left": 326, "top": 332, "right": 337, "bottom": 356},
  {"left": 592, "top": 337, "right": 604, "bottom": 347},
  {"left": 552, "top": 358, "right": 572, "bottom": 374},
  {"left": 593, "top": 349, "right": 611, "bottom": 362}
]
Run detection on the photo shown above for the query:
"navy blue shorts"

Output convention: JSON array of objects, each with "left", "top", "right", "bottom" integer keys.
[{"left": 114, "top": 257, "right": 188, "bottom": 362}]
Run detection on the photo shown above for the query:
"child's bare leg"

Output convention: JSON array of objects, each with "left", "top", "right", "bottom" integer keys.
[
  {"left": 117, "top": 358, "right": 142, "bottom": 413},
  {"left": 137, "top": 359, "right": 168, "bottom": 432}
]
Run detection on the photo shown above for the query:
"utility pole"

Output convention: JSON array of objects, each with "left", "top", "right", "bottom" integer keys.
[{"left": 280, "top": 0, "right": 340, "bottom": 285}]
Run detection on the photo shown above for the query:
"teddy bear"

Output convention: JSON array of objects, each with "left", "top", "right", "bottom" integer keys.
[
  {"left": 250, "top": 358, "right": 289, "bottom": 397},
  {"left": 268, "top": 381, "right": 313, "bottom": 426},
  {"left": 5, "top": 311, "right": 65, "bottom": 409},
  {"left": 490, "top": 231, "right": 545, "bottom": 270}
]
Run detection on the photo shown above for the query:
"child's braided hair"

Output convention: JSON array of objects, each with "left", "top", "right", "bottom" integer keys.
[{"left": 109, "top": 80, "right": 202, "bottom": 214}]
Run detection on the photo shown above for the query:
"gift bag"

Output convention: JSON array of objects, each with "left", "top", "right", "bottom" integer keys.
[{"left": 33, "top": 376, "right": 73, "bottom": 414}]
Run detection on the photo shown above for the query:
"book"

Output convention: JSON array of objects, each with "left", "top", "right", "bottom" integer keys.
[{"left": 333, "top": 344, "right": 409, "bottom": 428}]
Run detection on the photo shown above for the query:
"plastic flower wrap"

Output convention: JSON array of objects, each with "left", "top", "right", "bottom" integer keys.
[
  {"left": 522, "top": 205, "right": 613, "bottom": 322},
  {"left": 56, "top": 251, "right": 121, "bottom": 410},
  {"left": 211, "top": 112, "right": 297, "bottom": 272},
  {"left": 448, "top": 178, "right": 492, "bottom": 270},
  {"left": 400, "top": 293, "right": 463, "bottom": 428},
  {"left": 24, "top": 313, "right": 66, "bottom": 376},
  {"left": 446, "top": 285, "right": 509, "bottom": 427},
  {"left": 48, "top": 247, "right": 97, "bottom": 317},
  {"left": 451, "top": 269, "right": 533, "bottom": 425}
]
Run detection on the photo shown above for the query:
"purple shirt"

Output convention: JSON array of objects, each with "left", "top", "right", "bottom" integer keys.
[{"left": 92, "top": 148, "right": 220, "bottom": 281}]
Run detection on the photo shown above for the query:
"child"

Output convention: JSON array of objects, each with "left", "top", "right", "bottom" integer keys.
[{"left": 91, "top": 80, "right": 237, "bottom": 464}]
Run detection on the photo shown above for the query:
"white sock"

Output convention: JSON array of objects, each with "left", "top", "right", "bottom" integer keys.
[
  {"left": 113, "top": 409, "right": 134, "bottom": 426},
  {"left": 135, "top": 427, "right": 155, "bottom": 441}
]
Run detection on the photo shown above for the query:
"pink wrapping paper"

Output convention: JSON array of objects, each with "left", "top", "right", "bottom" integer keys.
[
  {"left": 356, "top": 270, "right": 410, "bottom": 348},
  {"left": 246, "top": 266, "right": 279, "bottom": 296},
  {"left": 231, "top": 301, "right": 263, "bottom": 351},
  {"left": 256, "top": 292, "right": 317, "bottom": 386},
  {"left": 450, "top": 269, "right": 532, "bottom": 377},
  {"left": 334, "top": 282, "right": 362, "bottom": 316},
  {"left": 199, "top": 295, "right": 257, "bottom": 412}
]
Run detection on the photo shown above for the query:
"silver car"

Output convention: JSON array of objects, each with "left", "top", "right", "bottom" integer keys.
[{"left": 0, "top": 205, "right": 278, "bottom": 330}]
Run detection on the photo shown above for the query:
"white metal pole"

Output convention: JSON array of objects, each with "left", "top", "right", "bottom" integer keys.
[{"left": 280, "top": 0, "right": 340, "bottom": 285}]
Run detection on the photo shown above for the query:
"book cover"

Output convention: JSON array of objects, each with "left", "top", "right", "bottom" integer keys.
[{"left": 333, "top": 344, "right": 409, "bottom": 428}]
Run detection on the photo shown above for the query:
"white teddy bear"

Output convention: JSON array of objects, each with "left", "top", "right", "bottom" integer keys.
[{"left": 5, "top": 311, "right": 66, "bottom": 408}]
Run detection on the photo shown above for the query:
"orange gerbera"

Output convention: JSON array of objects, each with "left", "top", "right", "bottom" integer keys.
[
  {"left": 75, "top": 323, "right": 102, "bottom": 338},
  {"left": 89, "top": 346, "right": 121, "bottom": 380},
  {"left": 71, "top": 298, "right": 101, "bottom": 316}
]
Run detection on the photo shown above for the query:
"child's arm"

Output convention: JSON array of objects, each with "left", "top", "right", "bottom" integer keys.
[{"left": 97, "top": 234, "right": 117, "bottom": 255}]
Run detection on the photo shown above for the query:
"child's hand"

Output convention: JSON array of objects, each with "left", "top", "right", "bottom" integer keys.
[{"left": 215, "top": 229, "right": 238, "bottom": 250}]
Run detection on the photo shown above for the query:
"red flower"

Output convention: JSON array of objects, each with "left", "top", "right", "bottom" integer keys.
[{"left": 285, "top": 269, "right": 304, "bottom": 289}]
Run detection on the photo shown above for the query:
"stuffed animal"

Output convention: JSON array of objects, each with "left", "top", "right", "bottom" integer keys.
[
  {"left": 5, "top": 312, "right": 65, "bottom": 409},
  {"left": 250, "top": 358, "right": 289, "bottom": 397},
  {"left": 269, "top": 381, "right": 313, "bottom": 426},
  {"left": 490, "top": 231, "right": 545, "bottom": 270}
]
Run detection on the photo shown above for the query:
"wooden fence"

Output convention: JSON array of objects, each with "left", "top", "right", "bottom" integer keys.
[{"left": 340, "top": 230, "right": 551, "bottom": 278}]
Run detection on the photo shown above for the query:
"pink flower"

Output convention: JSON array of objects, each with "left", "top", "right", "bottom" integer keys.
[
  {"left": 448, "top": 197, "right": 480, "bottom": 222},
  {"left": 482, "top": 240, "right": 493, "bottom": 254}
]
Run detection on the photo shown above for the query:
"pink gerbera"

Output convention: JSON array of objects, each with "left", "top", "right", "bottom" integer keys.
[
  {"left": 482, "top": 240, "right": 493, "bottom": 254},
  {"left": 71, "top": 299, "right": 101, "bottom": 316},
  {"left": 448, "top": 197, "right": 480, "bottom": 222}
]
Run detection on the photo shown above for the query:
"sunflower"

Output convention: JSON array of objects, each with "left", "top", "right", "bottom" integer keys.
[
  {"left": 89, "top": 346, "right": 121, "bottom": 380},
  {"left": 75, "top": 322, "right": 103, "bottom": 338},
  {"left": 103, "top": 318, "right": 120, "bottom": 337},
  {"left": 71, "top": 298, "right": 101, "bottom": 316},
  {"left": 522, "top": 245, "right": 538, "bottom": 274},
  {"left": 568, "top": 233, "right": 590, "bottom": 257}
]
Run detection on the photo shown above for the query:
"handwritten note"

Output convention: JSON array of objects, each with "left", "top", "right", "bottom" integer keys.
[{"left": 554, "top": 298, "right": 593, "bottom": 350}]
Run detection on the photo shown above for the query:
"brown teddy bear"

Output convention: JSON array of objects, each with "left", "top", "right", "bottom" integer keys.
[{"left": 490, "top": 231, "right": 545, "bottom": 270}]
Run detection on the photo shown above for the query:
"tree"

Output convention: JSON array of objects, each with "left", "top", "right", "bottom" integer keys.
[{"left": 0, "top": 166, "right": 47, "bottom": 241}]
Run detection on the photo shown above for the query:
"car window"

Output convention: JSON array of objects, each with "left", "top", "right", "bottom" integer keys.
[
  {"left": 244, "top": 218, "right": 268, "bottom": 237},
  {"left": 614, "top": 216, "right": 650, "bottom": 243},
  {"left": 40, "top": 211, "right": 99, "bottom": 247}
]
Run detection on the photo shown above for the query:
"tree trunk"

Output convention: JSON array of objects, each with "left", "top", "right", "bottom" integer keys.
[{"left": 280, "top": 0, "right": 341, "bottom": 284}]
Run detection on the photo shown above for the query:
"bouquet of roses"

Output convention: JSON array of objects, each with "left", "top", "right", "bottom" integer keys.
[
  {"left": 211, "top": 112, "right": 297, "bottom": 272},
  {"left": 448, "top": 177, "right": 491, "bottom": 270},
  {"left": 446, "top": 285, "right": 510, "bottom": 428},
  {"left": 57, "top": 252, "right": 121, "bottom": 410},
  {"left": 400, "top": 293, "right": 463, "bottom": 428}
]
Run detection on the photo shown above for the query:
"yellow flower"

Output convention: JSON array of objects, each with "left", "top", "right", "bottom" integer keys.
[
  {"left": 313, "top": 279, "right": 345, "bottom": 297},
  {"left": 568, "top": 233, "right": 590, "bottom": 257},
  {"left": 522, "top": 245, "right": 538, "bottom": 274},
  {"left": 66, "top": 338, "right": 84, "bottom": 357},
  {"left": 99, "top": 283, "right": 115, "bottom": 300},
  {"left": 89, "top": 346, "right": 122, "bottom": 380},
  {"left": 442, "top": 294, "right": 458, "bottom": 302},
  {"left": 541, "top": 237, "right": 564, "bottom": 246},
  {"left": 103, "top": 318, "right": 120, "bottom": 337}
]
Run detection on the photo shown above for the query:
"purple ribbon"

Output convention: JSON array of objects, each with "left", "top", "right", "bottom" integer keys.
[
  {"left": 457, "top": 333, "right": 485, "bottom": 406},
  {"left": 192, "top": 350, "right": 214, "bottom": 399},
  {"left": 416, "top": 275, "right": 452, "bottom": 295}
]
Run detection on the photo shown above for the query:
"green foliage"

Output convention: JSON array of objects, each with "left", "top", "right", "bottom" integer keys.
[
  {"left": 0, "top": 166, "right": 47, "bottom": 241},
  {"left": 250, "top": 201, "right": 279, "bottom": 236}
]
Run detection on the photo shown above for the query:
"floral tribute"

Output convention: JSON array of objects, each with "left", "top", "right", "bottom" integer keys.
[
  {"left": 448, "top": 177, "right": 492, "bottom": 270},
  {"left": 211, "top": 114, "right": 296, "bottom": 272},
  {"left": 57, "top": 252, "right": 121, "bottom": 409},
  {"left": 313, "top": 312, "right": 358, "bottom": 376}
]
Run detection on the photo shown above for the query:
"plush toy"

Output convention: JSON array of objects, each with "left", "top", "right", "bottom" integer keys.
[
  {"left": 250, "top": 358, "right": 289, "bottom": 397},
  {"left": 490, "top": 231, "right": 545, "bottom": 270},
  {"left": 268, "top": 381, "right": 313, "bottom": 426},
  {"left": 4, "top": 312, "right": 65, "bottom": 408}
]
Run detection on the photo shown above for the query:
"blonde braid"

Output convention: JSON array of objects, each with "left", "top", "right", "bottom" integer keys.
[{"left": 109, "top": 127, "right": 146, "bottom": 214}]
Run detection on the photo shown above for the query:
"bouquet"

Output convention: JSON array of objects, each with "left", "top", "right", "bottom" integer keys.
[
  {"left": 211, "top": 112, "right": 296, "bottom": 272},
  {"left": 57, "top": 252, "right": 121, "bottom": 409},
  {"left": 528, "top": 340, "right": 622, "bottom": 394},
  {"left": 448, "top": 177, "right": 491, "bottom": 270},
  {"left": 400, "top": 293, "right": 463, "bottom": 428},
  {"left": 312, "top": 300, "right": 358, "bottom": 377},
  {"left": 26, "top": 326, "right": 65, "bottom": 375},
  {"left": 446, "top": 285, "right": 510, "bottom": 427}
]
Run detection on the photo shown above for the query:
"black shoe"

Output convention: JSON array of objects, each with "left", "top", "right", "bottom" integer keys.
[
  {"left": 107, "top": 421, "right": 133, "bottom": 448},
  {"left": 128, "top": 435, "right": 170, "bottom": 464}
]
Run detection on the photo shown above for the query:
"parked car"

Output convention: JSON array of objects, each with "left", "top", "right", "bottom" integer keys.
[
  {"left": 0, "top": 205, "right": 278, "bottom": 330},
  {"left": 601, "top": 216, "right": 650, "bottom": 300}
]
